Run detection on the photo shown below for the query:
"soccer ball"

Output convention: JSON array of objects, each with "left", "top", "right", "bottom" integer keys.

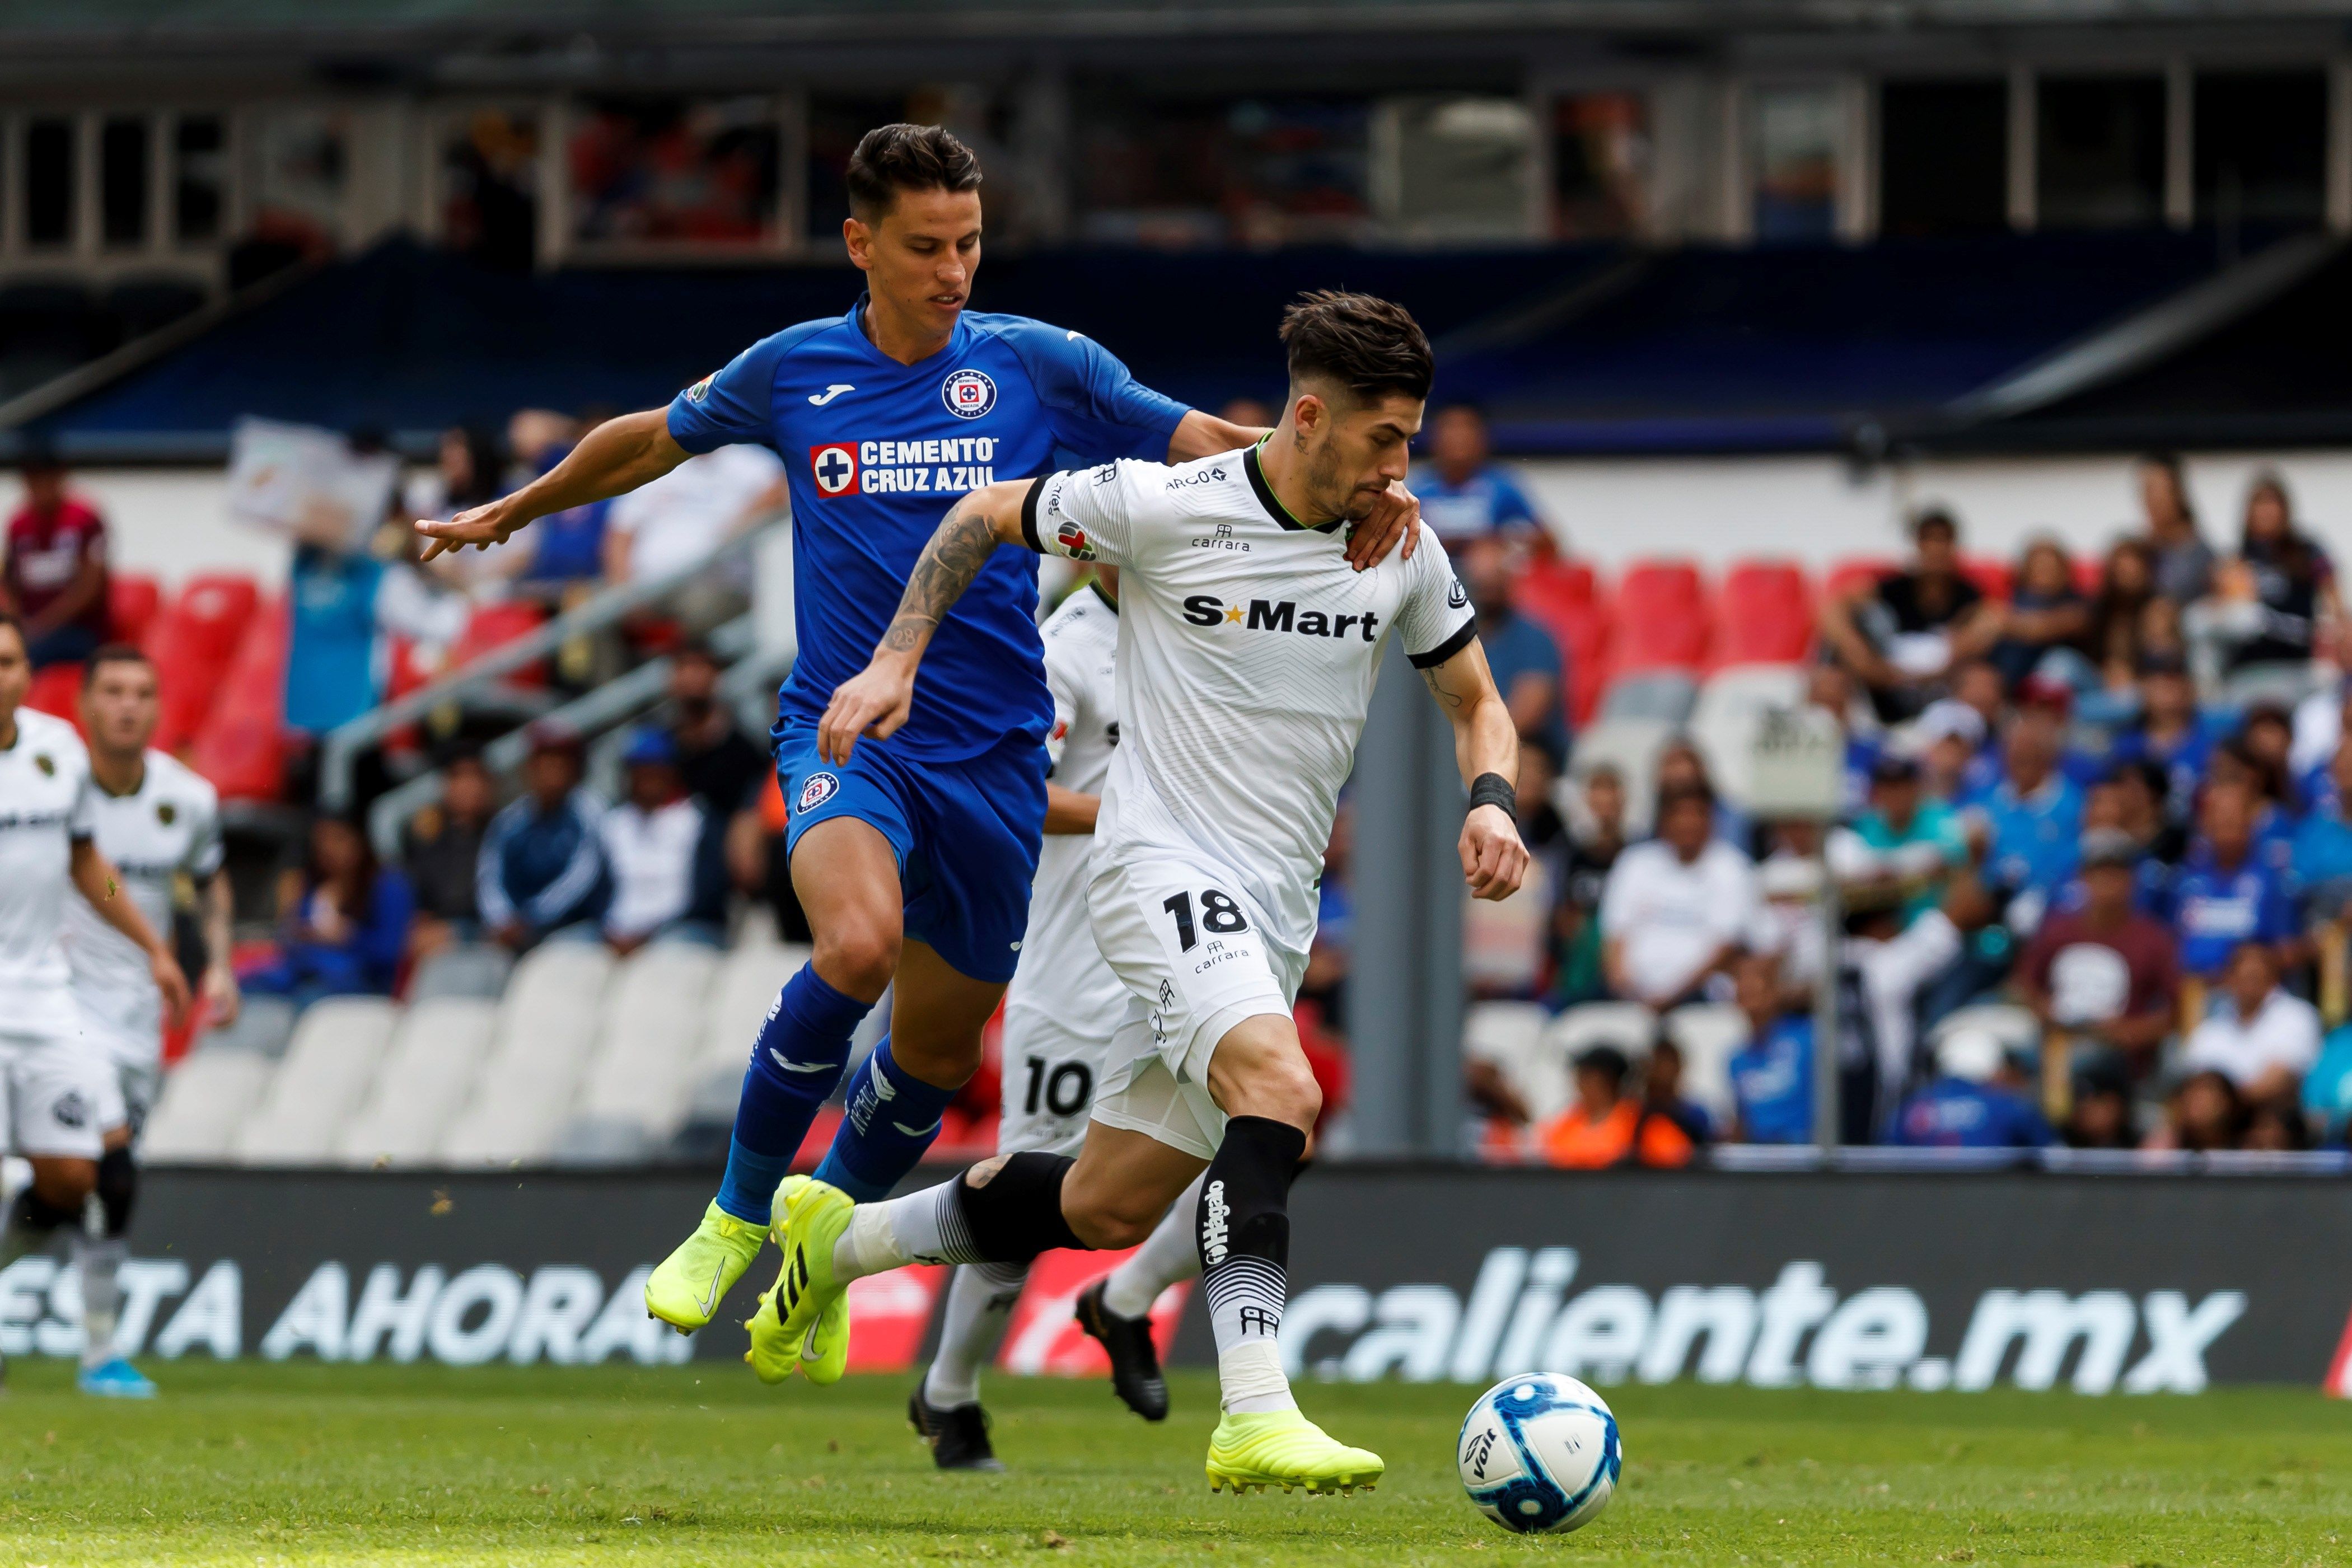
[{"left": 1457, "top": 1373, "right": 1622, "bottom": 1534}]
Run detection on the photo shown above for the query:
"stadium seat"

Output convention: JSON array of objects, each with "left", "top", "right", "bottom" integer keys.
[
  {"left": 451, "top": 601, "right": 548, "bottom": 686},
  {"left": 1514, "top": 556, "right": 1597, "bottom": 616},
  {"left": 189, "top": 595, "right": 288, "bottom": 802},
  {"left": 1609, "top": 560, "right": 1712, "bottom": 675},
  {"left": 562, "top": 940, "right": 726, "bottom": 1162},
  {"left": 1597, "top": 671, "right": 1698, "bottom": 726},
  {"left": 147, "top": 573, "right": 261, "bottom": 752},
  {"left": 1462, "top": 1001, "right": 1554, "bottom": 1125},
  {"left": 139, "top": 1045, "right": 274, "bottom": 1162},
  {"left": 1536, "top": 1003, "right": 1658, "bottom": 1125},
  {"left": 1662, "top": 1003, "right": 1748, "bottom": 1125},
  {"left": 331, "top": 997, "right": 497, "bottom": 1166},
  {"left": 1960, "top": 554, "right": 2012, "bottom": 602},
  {"left": 231, "top": 997, "right": 400, "bottom": 1163},
  {"left": 1712, "top": 560, "right": 1814, "bottom": 669},
  {"left": 1687, "top": 664, "right": 1811, "bottom": 811},
  {"left": 1517, "top": 595, "right": 1612, "bottom": 728},
  {"left": 107, "top": 573, "right": 161, "bottom": 647},
  {"left": 438, "top": 940, "right": 616, "bottom": 1163},
  {"left": 677, "top": 936, "right": 810, "bottom": 1153},
  {"left": 1565, "top": 717, "right": 1676, "bottom": 835},
  {"left": 407, "top": 942, "right": 515, "bottom": 1003},
  {"left": 24, "top": 662, "right": 83, "bottom": 728},
  {"left": 202, "top": 993, "right": 299, "bottom": 1059},
  {"left": 1822, "top": 556, "right": 1896, "bottom": 604}
]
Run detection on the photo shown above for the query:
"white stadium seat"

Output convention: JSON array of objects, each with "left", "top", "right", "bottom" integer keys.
[
  {"left": 1536, "top": 1002, "right": 1658, "bottom": 1125},
  {"left": 1565, "top": 718, "right": 1675, "bottom": 836},
  {"left": 680, "top": 938, "right": 811, "bottom": 1134},
  {"left": 563, "top": 940, "right": 727, "bottom": 1160},
  {"left": 140, "top": 1047, "right": 275, "bottom": 1163},
  {"left": 1462, "top": 1001, "right": 1553, "bottom": 1122},
  {"left": 1687, "top": 664, "right": 1809, "bottom": 811},
  {"left": 1663, "top": 1003, "right": 1748, "bottom": 1124},
  {"left": 438, "top": 940, "right": 618, "bottom": 1164},
  {"left": 332, "top": 997, "right": 498, "bottom": 1166},
  {"left": 231, "top": 998, "right": 400, "bottom": 1164}
]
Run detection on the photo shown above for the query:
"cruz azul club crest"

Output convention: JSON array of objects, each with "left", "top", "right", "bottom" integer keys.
[
  {"left": 941, "top": 368, "right": 997, "bottom": 419},
  {"left": 809, "top": 444, "right": 858, "bottom": 496}
]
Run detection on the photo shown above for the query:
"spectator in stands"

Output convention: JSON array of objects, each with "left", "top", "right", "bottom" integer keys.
[
  {"left": 477, "top": 725, "right": 609, "bottom": 949},
  {"left": 2144, "top": 1068, "right": 2244, "bottom": 1152},
  {"left": 1549, "top": 764, "right": 1627, "bottom": 1009},
  {"left": 3, "top": 445, "right": 111, "bottom": 668},
  {"left": 2186, "top": 472, "right": 2340, "bottom": 681},
  {"left": 1914, "top": 698, "right": 1986, "bottom": 807},
  {"left": 1888, "top": 1027, "right": 2051, "bottom": 1149},
  {"left": 2203, "top": 737, "right": 2299, "bottom": 877},
  {"left": 600, "top": 726, "right": 715, "bottom": 954},
  {"left": 1642, "top": 1037, "right": 1713, "bottom": 1146},
  {"left": 2171, "top": 781, "right": 2299, "bottom": 983},
  {"left": 1988, "top": 537, "right": 2090, "bottom": 693},
  {"left": 1539, "top": 1043, "right": 1694, "bottom": 1169},
  {"left": 2110, "top": 650, "right": 2209, "bottom": 817},
  {"left": 1458, "top": 532, "right": 1568, "bottom": 760},
  {"left": 2016, "top": 828, "right": 2178, "bottom": 1076},
  {"left": 2292, "top": 736, "right": 2352, "bottom": 906},
  {"left": 1830, "top": 753, "right": 1967, "bottom": 925},
  {"left": 2093, "top": 758, "right": 2186, "bottom": 870},
  {"left": 2181, "top": 940, "right": 2321, "bottom": 1112},
  {"left": 1600, "top": 779, "right": 1757, "bottom": 1009},
  {"left": 2301, "top": 1019, "right": 2352, "bottom": 1145},
  {"left": 1409, "top": 402, "right": 1544, "bottom": 544},
  {"left": 1726, "top": 952, "right": 1813, "bottom": 1144},
  {"left": 2134, "top": 452, "right": 2214, "bottom": 606},
  {"left": 603, "top": 443, "right": 785, "bottom": 624},
  {"left": 1818, "top": 508, "right": 1999, "bottom": 719},
  {"left": 1970, "top": 680, "right": 2086, "bottom": 927},
  {"left": 2085, "top": 538, "right": 2161, "bottom": 698},
  {"left": 403, "top": 747, "right": 497, "bottom": 960},
  {"left": 1218, "top": 396, "right": 1275, "bottom": 429},
  {"left": 1807, "top": 662, "right": 1882, "bottom": 813},
  {"left": 2061, "top": 1051, "right": 2140, "bottom": 1149},
  {"left": 1656, "top": 737, "right": 1750, "bottom": 851},
  {"left": 240, "top": 813, "right": 415, "bottom": 1004},
  {"left": 512, "top": 409, "right": 614, "bottom": 595},
  {"left": 1841, "top": 876, "right": 1981, "bottom": 1139}
]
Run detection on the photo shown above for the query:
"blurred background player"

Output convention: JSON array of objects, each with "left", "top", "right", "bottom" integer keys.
[
  {"left": 415, "top": 124, "right": 1416, "bottom": 1341},
  {"left": 907, "top": 562, "right": 1203, "bottom": 1469},
  {"left": 64, "top": 644, "right": 239, "bottom": 1397},
  {"left": 0, "top": 617, "right": 188, "bottom": 1389}
]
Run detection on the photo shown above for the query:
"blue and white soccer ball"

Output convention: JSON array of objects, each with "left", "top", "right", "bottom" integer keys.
[{"left": 1457, "top": 1373, "right": 1622, "bottom": 1534}]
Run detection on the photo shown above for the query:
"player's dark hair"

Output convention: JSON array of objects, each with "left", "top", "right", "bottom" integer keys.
[
  {"left": 81, "top": 642, "right": 152, "bottom": 688},
  {"left": 1279, "top": 290, "right": 1433, "bottom": 404},
  {"left": 845, "top": 123, "right": 983, "bottom": 222}
]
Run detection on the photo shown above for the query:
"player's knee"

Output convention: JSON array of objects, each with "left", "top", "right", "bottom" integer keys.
[
  {"left": 1063, "top": 1189, "right": 1159, "bottom": 1251},
  {"left": 1223, "top": 1052, "right": 1321, "bottom": 1133},
  {"left": 815, "top": 920, "right": 901, "bottom": 999},
  {"left": 29, "top": 1157, "right": 97, "bottom": 1211}
]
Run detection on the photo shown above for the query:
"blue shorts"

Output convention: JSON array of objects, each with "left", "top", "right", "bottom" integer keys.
[{"left": 773, "top": 722, "right": 1048, "bottom": 985}]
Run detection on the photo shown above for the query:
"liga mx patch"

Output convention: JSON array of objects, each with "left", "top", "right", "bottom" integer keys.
[
  {"left": 685, "top": 372, "right": 716, "bottom": 404},
  {"left": 797, "top": 772, "right": 842, "bottom": 813},
  {"left": 810, "top": 443, "right": 858, "bottom": 496},
  {"left": 941, "top": 368, "right": 996, "bottom": 419}
]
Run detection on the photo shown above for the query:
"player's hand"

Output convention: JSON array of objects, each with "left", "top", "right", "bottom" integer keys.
[
  {"left": 416, "top": 500, "right": 525, "bottom": 562},
  {"left": 819, "top": 658, "right": 918, "bottom": 764},
  {"left": 1343, "top": 480, "right": 1421, "bottom": 572},
  {"left": 1460, "top": 803, "right": 1528, "bottom": 902},
  {"left": 151, "top": 949, "right": 192, "bottom": 1031},
  {"left": 201, "top": 962, "right": 241, "bottom": 1029}
]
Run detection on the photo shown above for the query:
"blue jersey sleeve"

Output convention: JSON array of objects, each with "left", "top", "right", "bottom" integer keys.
[
  {"left": 993, "top": 319, "right": 1189, "bottom": 469},
  {"left": 667, "top": 329, "right": 798, "bottom": 454}
]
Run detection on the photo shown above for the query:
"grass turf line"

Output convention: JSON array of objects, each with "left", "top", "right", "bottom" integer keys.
[{"left": 0, "top": 1363, "right": 2346, "bottom": 1565}]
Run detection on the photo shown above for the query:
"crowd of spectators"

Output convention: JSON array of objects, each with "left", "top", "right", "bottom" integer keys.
[{"left": 1434, "top": 441, "right": 2352, "bottom": 1167}]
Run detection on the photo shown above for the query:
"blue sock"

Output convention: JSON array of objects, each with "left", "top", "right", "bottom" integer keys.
[
  {"left": 714, "top": 966, "right": 873, "bottom": 1223},
  {"left": 812, "top": 1036, "right": 960, "bottom": 1201}
]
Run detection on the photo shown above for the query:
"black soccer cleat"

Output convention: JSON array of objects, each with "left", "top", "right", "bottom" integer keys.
[
  {"left": 1075, "top": 1278, "right": 1169, "bottom": 1422},
  {"left": 909, "top": 1386, "right": 1004, "bottom": 1472}
]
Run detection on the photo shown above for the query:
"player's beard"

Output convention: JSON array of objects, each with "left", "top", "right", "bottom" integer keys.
[{"left": 1302, "top": 438, "right": 1381, "bottom": 525}]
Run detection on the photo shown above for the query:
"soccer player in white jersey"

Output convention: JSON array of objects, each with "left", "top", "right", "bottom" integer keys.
[
  {"left": 0, "top": 618, "right": 189, "bottom": 1390},
  {"left": 62, "top": 644, "right": 240, "bottom": 1397},
  {"left": 907, "top": 565, "right": 1207, "bottom": 1469},
  {"left": 758, "top": 292, "right": 1527, "bottom": 1497}
]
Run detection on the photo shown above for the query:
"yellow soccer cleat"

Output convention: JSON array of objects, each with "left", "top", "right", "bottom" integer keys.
[
  {"left": 644, "top": 1200, "right": 768, "bottom": 1332},
  {"left": 744, "top": 1176, "right": 856, "bottom": 1386},
  {"left": 1205, "top": 1408, "right": 1385, "bottom": 1496}
]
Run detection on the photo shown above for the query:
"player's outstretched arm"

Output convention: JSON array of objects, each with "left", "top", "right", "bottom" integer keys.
[
  {"left": 817, "top": 478, "right": 1036, "bottom": 764},
  {"left": 1419, "top": 639, "right": 1530, "bottom": 903},
  {"left": 415, "top": 409, "right": 690, "bottom": 561},
  {"left": 69, "top": 838, "right": 191, "bottom": 1025}
]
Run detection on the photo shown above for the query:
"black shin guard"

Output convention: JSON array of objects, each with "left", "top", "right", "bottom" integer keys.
[
  {"left": 954, "top": 1152, "right": 1086, "bottom": 1263},
  {"left": 1199, "top": 1116, "right": 1308, "bottom": 1346},
  {"left": 96, "top": 1147, "right": 137, "bottom": 1238}
]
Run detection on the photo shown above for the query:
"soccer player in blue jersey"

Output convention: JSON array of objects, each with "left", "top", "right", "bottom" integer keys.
[{"left": 417, "top": 124, "right": 1420, "bottom": 1354}]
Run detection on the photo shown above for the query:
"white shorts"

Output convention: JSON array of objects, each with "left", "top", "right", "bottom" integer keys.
[
  {"left": 1083, "top": 849, "right": 1306, "bottom": 1162},
  {"left": 0, "top": 1029, "right": 112, "bottom": 1160},
  {"left": 74, "top": 1003, "right": 163, "bottom": 1138},
  {"left": 995, "top": 1002, "right": 1120, "bottom": 1159}
]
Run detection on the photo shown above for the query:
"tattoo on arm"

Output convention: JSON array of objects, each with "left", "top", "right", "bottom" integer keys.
[
  {"left": 1421, "top": 666, "right": 1467, "bottom": 710},
  {"left": 879, "top": 496, "right": 1003, "bottom": 654}
]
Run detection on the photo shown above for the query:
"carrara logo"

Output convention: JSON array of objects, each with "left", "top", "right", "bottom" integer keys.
[{"left": 942, "top": 369, "right": 997, "bottom": 419}]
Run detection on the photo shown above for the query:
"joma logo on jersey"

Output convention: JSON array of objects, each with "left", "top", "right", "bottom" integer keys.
[{"left": 1181, "top": 596, "right": 1381, "bottom": 643}]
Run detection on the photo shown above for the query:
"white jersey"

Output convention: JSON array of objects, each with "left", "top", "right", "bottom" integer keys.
[
  {"left": 1027, "top": 445, "right": 1475, "bottom": 961},
  {"left": 0, "top": 709, "right": 99, "bottom": 1038},
  {"left": 64, "top": 748, "right": 221, "bottom": 1040}
]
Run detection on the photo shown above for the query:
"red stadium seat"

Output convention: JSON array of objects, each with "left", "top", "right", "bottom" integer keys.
[
  {"left": 148, "top": 573, "right": 261, "bottom": 753},
  {"left": 2073, "top": 554, "right": 2106, "bottom": 596},
  {"left": 1516, "top": 556, "right": 1597, "bottom": 615},
  {"left": 107, "top": 573, "right": 161, "bottom": 647},
  {"left": 1960, "top": 554, "right": 2012, "bottom": 602},
  {"left": 1610, "top": 559, "right": 1712, "bottom": 675},
  {"left": 189, "top": 596, "right": 288, "bottom": 803},
  {"left": 24, "top": 663, "right": 84, "bottom": 731},
  {"left": 1823, "top": 556, "right": 1898, "bottom": 604},
  {"left": 451, "top": 601, "right": 548, "bottom": 686},
  {"left": 1713, "top": 559, "right": 1815, "bottom": 668},
  {"left": 1518, "top": 594, "right": 1612, "bottom": 727}
]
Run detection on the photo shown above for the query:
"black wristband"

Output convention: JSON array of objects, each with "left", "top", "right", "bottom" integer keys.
[{"left": 1468, "top": 771, "right": 1516, "bottom": 818}]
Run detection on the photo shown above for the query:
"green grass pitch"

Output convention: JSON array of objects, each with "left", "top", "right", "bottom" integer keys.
[{"left": 1, "top": 1361, "right": 2347, "bottom": 1565}]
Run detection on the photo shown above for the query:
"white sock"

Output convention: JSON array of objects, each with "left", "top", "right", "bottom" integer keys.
[
  {"left": 1217, "top": 1338, "right": 1296, "bottom": 1415},
  {"left": 1102, "top": 1173, "right": 1205, "bottom": 1318},
  {"left": 922, "top": 1261, "right": 1028, "bottom": 1409},
  {"left": 74, "top": 1233, "right": 125, "bottom": 1370},
  {"left": 834, "top": 1181, "right": 984, "bottom": 1281}
]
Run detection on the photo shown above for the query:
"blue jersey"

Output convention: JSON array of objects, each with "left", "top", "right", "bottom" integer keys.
[
  {"left": 667, "top": 298, "right": 1188, "bottom": 762},
  {"left": 1728, "top": 1017, "right": 1814, "bottom": 1144},
  {"left": 1972, "top": 773, "right": 2084, "bottom": 898},
  {"left": 1407, "top": 461, "right": 1540, "bottom": 542},
  {"left": 1891, "top": 1078, "right": 2051, "bottom": 1149},
  {"left": 2168, "top": 848, "right": 2298, "bottom": 977}
]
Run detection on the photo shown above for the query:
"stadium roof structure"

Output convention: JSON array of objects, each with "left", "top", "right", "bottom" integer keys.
[{"left": 7, "top": 230, "right": 2292, "bottom": 462}]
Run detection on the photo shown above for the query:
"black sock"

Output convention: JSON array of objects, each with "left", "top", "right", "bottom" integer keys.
[
  {"left": 96, "top": 1148, "right": 137, "bottom": 1238},
  {"left": 1199, "top": 1116, "right": 1307, "bottom": 1408}
]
